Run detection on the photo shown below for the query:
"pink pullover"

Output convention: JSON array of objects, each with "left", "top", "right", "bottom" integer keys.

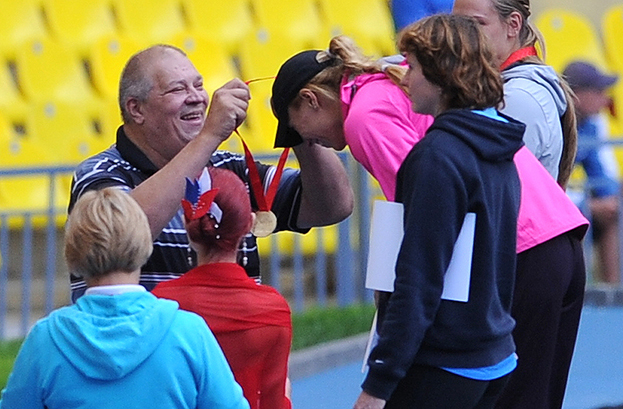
[{"left": 340, "top": 73, "right": 588, "bottom": 253}]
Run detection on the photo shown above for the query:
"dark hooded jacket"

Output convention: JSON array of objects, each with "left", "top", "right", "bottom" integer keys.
[{"left": 363, "top": 109, "right": 525, "bottom": 400}]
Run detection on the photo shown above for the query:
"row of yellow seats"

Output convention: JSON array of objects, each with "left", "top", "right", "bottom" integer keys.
[
  {"left": 0, "top": 0, "right": 396, "bottom": 157},
  {"left": 535, "top": 6, "right": 623, "bottom": 136},
  {"left": 0, "top": 111, "right": 70, "bottom": 228},
  {"left": 0, "top": 0, "right": 395, "bottom": 58}
]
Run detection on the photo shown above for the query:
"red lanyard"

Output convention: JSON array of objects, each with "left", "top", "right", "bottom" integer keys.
[
  {"left": 235, "top": 129, "right": 289, "bottom": 213},
  {"left": 500, "top": 46, "right": 538, "bottom": 71},
  {"left": 236, "top": 76, "right": 287, "bottom": 214}
]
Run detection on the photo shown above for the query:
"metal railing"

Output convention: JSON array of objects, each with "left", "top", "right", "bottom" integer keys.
[
  {"left": 3, "top": 141, "right": 623, "bottom": 340},
  {"left": 0, "top": 156, "right": 379, "bottom": 340}
]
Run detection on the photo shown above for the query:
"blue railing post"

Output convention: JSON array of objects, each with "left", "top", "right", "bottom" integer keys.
[
  {"left": 293, "top": 235, "right": 305, "bottom": 312},
  {"left": 358, "top": 164, "right": 373, "bottom": 304},
  {"left": 45, "top": 173, "right": 58, "bottom": 315},
  {"left": 315, "top": 229, "right": 327, "bottom": 306},
  {"left": 21, "top": 214, "right": 33, "bottom": 336},
  {"left": 0, "top": 216, "right": 8, "bottom": 338},
  {"left": 269, "top": 233, "right": 281, "bottom": 292},
  {"left": 335, "top": 216, "right": 354, "bottom": 307}
]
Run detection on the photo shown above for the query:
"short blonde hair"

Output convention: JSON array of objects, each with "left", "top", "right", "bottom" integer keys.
[{"left": 64, "top": 188, "right": 153, "bottom": 279}]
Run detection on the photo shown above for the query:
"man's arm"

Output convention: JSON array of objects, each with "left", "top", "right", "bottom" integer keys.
[
  {"left": 293, "top": 141, "right": 354, "bottom": 229},
  {"left": 130, "top": 79, "right": 250, "bottom": 238}
]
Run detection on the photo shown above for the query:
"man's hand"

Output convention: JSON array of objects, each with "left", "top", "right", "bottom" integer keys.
[
  {"left": 353, "top": 391, "right": 386, "bottom": 409},
  {"left": 203, "top": 78, "right": 250, "bottom": 143}
]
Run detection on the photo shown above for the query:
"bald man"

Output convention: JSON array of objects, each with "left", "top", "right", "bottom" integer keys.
[{"left": 68, "top": 45, "right": 354, "bottom": 301}]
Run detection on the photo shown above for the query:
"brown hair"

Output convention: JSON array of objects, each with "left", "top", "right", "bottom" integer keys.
[
  {"left": 489, "top": 0, "right": 577, "bottom": 187},
  {"left": 398, "top": 14, "right": 504, "bottom": 111},
  {"left": 64, "top": 188, "right": 153, "bottom": 279},
  {"left": 185, "top": 167, "right": 253, "bottom": 254}
]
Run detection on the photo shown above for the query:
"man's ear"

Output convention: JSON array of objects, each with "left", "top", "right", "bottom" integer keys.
[
  {"left": 299, "top": 89, "right": 320, "bottom": 109},
  {"left": 126, "top": 98, "right": 145, "bottom": 125},
  {"left": 506, "top": 11, "right": 523, "bottom": 40}
]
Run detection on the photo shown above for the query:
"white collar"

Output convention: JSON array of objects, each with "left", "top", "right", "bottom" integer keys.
[{"left": 85, "top": 284, "right": 146, "bottom": 296}]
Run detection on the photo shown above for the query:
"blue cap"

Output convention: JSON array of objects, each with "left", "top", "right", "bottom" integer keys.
[{"left": 563, "top": 61, "right": 618, "bottom": 90}]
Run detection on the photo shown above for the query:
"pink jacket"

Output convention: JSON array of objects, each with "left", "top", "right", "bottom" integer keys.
[
  {"left": 514, "top": 146, "right": 588, "bottom": 252},
  {"left": 341, "top": 73, "right": 433, "bottom": 201},
  {"left": 340, "top": 73, "right": 588, "bottom": 253}
]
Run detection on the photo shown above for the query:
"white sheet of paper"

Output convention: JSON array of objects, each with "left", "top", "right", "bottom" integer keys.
[
  {"left": 361, "top": 209, "right": 476, "bottom": 371},
  {"left": 361, "top": 311, "right": 379, "bottom": 373},
  {"left": 365, "top": 200, "right": 475, "bottom": 302},
  {"left": 440, "top": 212, "right": 475, "bottom": 302},
  {"left": 365, "top": 200, "right": 404, "bottom": 292}
]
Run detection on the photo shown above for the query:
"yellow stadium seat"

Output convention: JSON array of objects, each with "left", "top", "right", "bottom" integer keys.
[
  {"left": 42, "top": 0, "right": 118, "bottom": 57},
  {"left": 253, "top": 0, "right": 328, "bottom": 50},
  {"left": 239, "top": 78, "right": 278, "bottom": 153},
  {"left": 602, "top": 4, "right": 623, "bottom": 72},
  {"left": 181, "top": 0, "right": 255, "bottom": 56},
  {"left": 608, "top": 78, "right": 623, "bottom": 138},
  {"left": 257, "top": 225, "right": 340, "bottom": 256},
  {"left": 238, "top": 30, "right": 304, "bottom": 80},
  {"left": 535, "top": 9, "right": 608, "bottom": 73},
  {"left": 15, "top": 37, "right": 104, "bottom": 116},
  {"left": 0, "top": 0, "right": 48, "bottom": 59},
  {"left": 171, "top": 33, "right": 239, "bottom": 96},
  {"left": 237, "top": 31, "right": 306, "bottom": 152},
  {"left": 27, "top": 102, "right": 113, "bottom": 165},
  {"left": 112, "top": 0, "right": 187, "bottom": 47},
  {"left": 317, "top": 0, "right": 396, "bottom": 58},
  {"left": 0, "top": 59, "right": 28, "bottom": 121},
  {"left": 87, "top": 34, "right": 142, "bottom": 100},
  {"left": 0, "top": 113, "right": 69, "bottom": 227},
  {"left": 100, "top": 98, "right": 124, "bottom": 140}
]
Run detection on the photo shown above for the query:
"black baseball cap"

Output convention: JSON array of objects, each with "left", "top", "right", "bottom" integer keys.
[
  {"left": 563, "top": 61, "right": 618, "bottom": 90},
  {"left": 271, "top": 50, "right": 336, "bottom": 148}
]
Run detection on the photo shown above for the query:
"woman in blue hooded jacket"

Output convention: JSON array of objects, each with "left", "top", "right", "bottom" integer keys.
[{"left": 0, "top": 188, "right": 249, "bottom": 409}]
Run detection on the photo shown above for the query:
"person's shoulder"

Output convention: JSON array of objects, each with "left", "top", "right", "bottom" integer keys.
[
  {"left": 504, "top": 77, "right": 547, "bottom": 102},
  {"left": 354, "top": 75, "right": 408, "bottom": 106},
  {"left": 210, "top": 150, "right": 246, "bottom": 172},
  {"left": 74, "top": 146, "right": 131, "bottom": 175}
]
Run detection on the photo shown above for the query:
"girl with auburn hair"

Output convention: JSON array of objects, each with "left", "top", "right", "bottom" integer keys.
[
  {"left": 152, "top": 167, "right": 292, "bottom": 409},
  {"left": 453, "top": 0, "right": 589, "bottom": 407},
  {"left": 354, "top": 14, "right": 525, "bottom": 409},
  {"left": 396, "top": 12, "right": 505, "bottom": 111}
]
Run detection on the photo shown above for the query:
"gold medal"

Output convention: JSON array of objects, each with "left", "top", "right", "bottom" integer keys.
[
  {"left": 236, "top": 129, "right": 289, "bottom": 239},
  {"left": 251, "top": 210, "right": 277, "bottom": 237}
]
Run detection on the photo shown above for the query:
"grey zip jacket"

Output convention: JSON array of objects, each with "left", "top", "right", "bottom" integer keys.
[{"left": 501, "top": 63, "right": 568, "bottom": 180}]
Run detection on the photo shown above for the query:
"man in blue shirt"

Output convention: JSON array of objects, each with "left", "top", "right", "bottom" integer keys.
[{"left": 564, "top": 61, "right": 620, "bottom": 283}]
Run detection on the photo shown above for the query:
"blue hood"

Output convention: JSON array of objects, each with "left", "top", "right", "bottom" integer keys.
[
  {"left": 429, "top": 109, "right": 525, "bottom": 162},
  {"left": 48, "top": 292, "right": 179, "bottom": 381}
]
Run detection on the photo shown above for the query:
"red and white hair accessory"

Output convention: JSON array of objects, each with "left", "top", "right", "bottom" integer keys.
[{"left": 181, "top": 167, "right": 223, "bottom": 223}]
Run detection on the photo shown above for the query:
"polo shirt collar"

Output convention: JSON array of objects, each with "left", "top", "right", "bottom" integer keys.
[{"left": 116, "top": 126, "right": 159, "bottom": 176}]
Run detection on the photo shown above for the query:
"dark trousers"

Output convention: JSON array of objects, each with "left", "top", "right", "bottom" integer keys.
[
  {"left": 385, "top": 364, "right": 511, "bottom": 409},
  {"left": 495, "top": 231, "right": 586, "bottom": 409}
]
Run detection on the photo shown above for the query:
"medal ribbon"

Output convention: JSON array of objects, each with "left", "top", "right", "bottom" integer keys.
[
  {"left": 233, "top": 76, "right": 288, "bottom": 213},
  {"left": 235, "top": 130, "right": 290, "bottom": 212},
  {"left": 500, "top": 46, "right": 538, "bottom": 71}
]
